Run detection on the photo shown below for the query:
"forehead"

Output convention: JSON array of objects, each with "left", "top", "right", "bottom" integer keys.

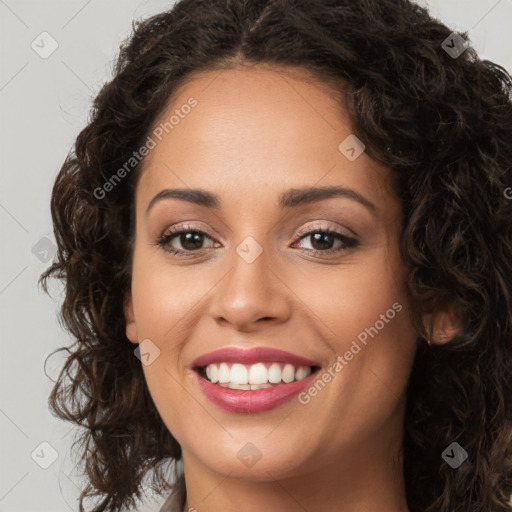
[{"left": 136, "top": 65, "right": 394, "bottom": 212}]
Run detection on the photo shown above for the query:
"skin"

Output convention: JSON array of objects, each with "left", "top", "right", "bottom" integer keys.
[{"left": 124, "top": 64, "right": 458, "bottom": 512}]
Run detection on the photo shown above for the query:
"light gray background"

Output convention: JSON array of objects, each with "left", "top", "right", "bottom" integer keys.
[{"left": 1, "top": 0, "right": 511, "bottom": 511}]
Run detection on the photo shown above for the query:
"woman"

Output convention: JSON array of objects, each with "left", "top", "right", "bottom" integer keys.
[{"left": 40, "top": 0, "right": 512, "bottom": 511}]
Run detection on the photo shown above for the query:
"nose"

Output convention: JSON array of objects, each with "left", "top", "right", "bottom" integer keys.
[{"left": 209, "top": 244, "right": 292, "bottom": 332}]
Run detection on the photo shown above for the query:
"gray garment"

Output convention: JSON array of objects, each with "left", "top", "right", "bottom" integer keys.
[
  {"left": 158, "top": 493, "right": 182, "bottom": 512},
  {"left": 157, "top": 459, "right": 186, "bottom": 512}
]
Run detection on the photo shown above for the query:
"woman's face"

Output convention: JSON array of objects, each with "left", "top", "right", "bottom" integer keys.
[{"left": 125, "top": 65, "right": 419, "bottom": 484}]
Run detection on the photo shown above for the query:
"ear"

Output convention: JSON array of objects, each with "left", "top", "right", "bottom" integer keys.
[
  {"left": 123, "top": 291, "right": 139, "bottom": 344},
  {"left": 421, "top": 299, "right": 464, "bottom": 345}
]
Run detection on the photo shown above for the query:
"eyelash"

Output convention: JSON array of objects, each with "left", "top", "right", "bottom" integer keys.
[{"left": 156, "top": 223, "right": 359, "bottom": 258}]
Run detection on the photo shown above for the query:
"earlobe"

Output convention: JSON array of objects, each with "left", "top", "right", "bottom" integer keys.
[
  {"left": 421, "top": 299, "right": 464, "bottom": 345},
  {"left": 123, "top": 292, "right": 139, "bottom": 344}
]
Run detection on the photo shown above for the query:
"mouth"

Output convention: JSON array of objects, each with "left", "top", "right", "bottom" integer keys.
[
  {"left": 191, "top": 346, "right": 322, "bottom": 413},
  {"left": 193, "top": 362, "right": 322, "bottom": 413},
  {"left": 193, "top": 362, "right": 322, "bottom": 390}
]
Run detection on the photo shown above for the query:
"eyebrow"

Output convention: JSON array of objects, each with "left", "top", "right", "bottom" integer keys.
[{"left": 145, "top": 185, "right": 377, "bottom": 215}]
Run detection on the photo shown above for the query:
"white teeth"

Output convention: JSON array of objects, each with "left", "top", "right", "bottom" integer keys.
[
  {"left": 209, "top": 364, "right": 219, "bottom": 383},
  {"left": 230, "top": 363, "right": 248, "bottom": 385},
  {"left": 218, "top": 382, "right": 273, "bottom": 390},
  {"left": 295, "top": 366, "right": 310, "bottom": 380},
  {"left": 268, "top": 363, "right": 282, "bottom": 383},
  {"left": 228, "top": 383, "right": 250, "bottom": 390},
  {"left": 202, "top": 362, "right": 313, "bottom": 386},
  {"left": 282, "top": 364, "right": 295, "bottom": 383},
  {"left": 250, "top": 383, "right": 272, "bottom": 389},
  {"left": 248, "top": 363, "right": 268, "bottom": 384},
  {"left": 218, "top": 363, "right": 230, "bottom": 383}
]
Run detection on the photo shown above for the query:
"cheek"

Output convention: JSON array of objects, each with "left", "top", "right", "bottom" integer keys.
[
  {"left": 298, "top": 264, "right": 415, "bottom": 441},
  {"left": 129, "top": 252, "right": 202, "bottom": 435},
  {"left": 293, "top": 256, "right": 416, "bottom": 394},
  {"left": 291, "top": 256, "right": 408, "bottom": 339},
  {"left": 131, "top": 241, "right": 411, "bottom": 346},
  {"left": 130, "top": 250, "right": 207, "bottom": 339}
]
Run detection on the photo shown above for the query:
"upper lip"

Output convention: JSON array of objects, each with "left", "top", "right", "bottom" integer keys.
[{"left": 192, "top": 347, "right": 320, "bottom": 368}]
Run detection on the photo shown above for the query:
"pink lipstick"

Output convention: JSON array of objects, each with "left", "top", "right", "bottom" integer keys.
[{"left": 192, "top": 347, "right": 321, "bottom": 413}]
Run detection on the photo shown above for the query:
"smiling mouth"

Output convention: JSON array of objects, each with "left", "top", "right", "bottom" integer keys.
[{"left": 194, "top": 362, "right": 322, "bottom": 390}]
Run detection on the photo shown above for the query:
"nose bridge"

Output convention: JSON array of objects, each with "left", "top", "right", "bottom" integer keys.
[{"left": 210, "top": 233, "right": 290, "bottom": 329}]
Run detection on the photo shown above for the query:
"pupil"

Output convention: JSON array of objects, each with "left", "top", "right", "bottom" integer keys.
[
  {"left": 177, "top": 232, "right": 334, "bottom": 251},
  {"left": 311, "top": 233, "right": 333, "bottom": 250},
  {"left": 181, "top": 232, "right": 203, "bottom": 250}
]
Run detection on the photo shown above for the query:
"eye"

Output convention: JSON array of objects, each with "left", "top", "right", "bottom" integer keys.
[
  {"left": 292, "top": 224, "right": 359, "bottom": 256},
  {"left": 155, "top": 223, "right": 359, "bottom": 257},
  {"left": 156, "top": 224, "right": 217, "bottom": 257}
]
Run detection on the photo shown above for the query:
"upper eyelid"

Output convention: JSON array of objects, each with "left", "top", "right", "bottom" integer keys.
[
  {"left": 158, "top": 227, "right": 358, "bottom": 262},
  {"left": 160, "top": 222, "right": 356, "bottom": 243},
  {"left": 295, "top": 221, "right": 356, "bottom": 238}
]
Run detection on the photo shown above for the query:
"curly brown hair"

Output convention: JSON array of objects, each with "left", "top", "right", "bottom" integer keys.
[{"left": 40, "top": 0, "right": 512, "bottom": 511}]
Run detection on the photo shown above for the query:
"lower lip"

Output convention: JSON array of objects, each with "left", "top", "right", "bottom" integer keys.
[{"left": 193, "top": 370, "right": 319, "bottom": 413}]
